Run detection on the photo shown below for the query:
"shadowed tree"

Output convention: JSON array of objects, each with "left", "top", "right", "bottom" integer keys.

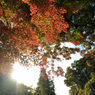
[
  {"left": 64, "top": 48, "right": 95, "bottom": 95},
  {"left": 34, "top": 70, "right": 56, "bottom": 95},
  {"left": 0, "top": 73, "right": 33, "bottom": 95}
]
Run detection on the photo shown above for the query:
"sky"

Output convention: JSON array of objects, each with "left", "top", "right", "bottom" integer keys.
[
  {"left": 11, "top": 42, "right": 82, "bottom": 95},
  {"left": 54, "top": 52, "right": 82, "bottom": 95},
  {"left": 53, "top": 42, "right": 82, "bottom": 95}
]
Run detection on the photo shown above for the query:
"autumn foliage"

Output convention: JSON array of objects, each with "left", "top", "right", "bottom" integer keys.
[
  {"left": 30, "top": 2, "right": 69, "bottom": 43},
  {"left": 0, "top": 0, "right": 94, "bottom": 78},
  {"left": 0, "top": 0, "right": 69, "bottom": 77}
]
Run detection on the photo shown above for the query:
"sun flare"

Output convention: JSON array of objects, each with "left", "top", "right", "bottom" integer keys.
[{"left": 11, "top": 62, "right": 40, "bottom": 88}]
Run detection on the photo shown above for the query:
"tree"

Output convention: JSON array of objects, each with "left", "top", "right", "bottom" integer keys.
[
  {"left": 0, "top": 72, "right": 33, "bottom": 95},
  {"left": 69, "top": 86, "right": 79, "bottom": 95},
  {"left": 85, "top": 72, "right": 95, "bottom": 95},
  {"left": 0, "top": 0, "right": 95, "bottom": 78},
  {"left": 64, "top": 48, "right": 95, "bottom": 95},
  {"left": 17, "top": 84, "right": 33, "bottom": 95},
  {"left": 0, "top": 0, "right": 76, "bottom": 77},
  {"left": 55, "top": 0, "right": 95, "bottom": 52},
  {"left": 34, "top": 70, "right": 55, "bottom": 95},
  {"left": 64, "top": 58, "right": 90, "bottom": 89}
]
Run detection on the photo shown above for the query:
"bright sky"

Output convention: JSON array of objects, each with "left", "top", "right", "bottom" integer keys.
[
  {"left": 11, "top": 42, "right": 82, "bottom": 95},
  {"left": 11, "top": 63, "right": 40, "bottom": 88},
  {"left": 53, "top": 42, "right": 82, "bottom": 95},
  {"left": 54, "top": 52, "right": 82, "bottom": 95}
]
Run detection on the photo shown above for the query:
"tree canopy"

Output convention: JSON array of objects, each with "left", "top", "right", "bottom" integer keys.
[
  {"left": 64, "top": 48, "right": 95, "bottom": 95},
  {"left": 0, "top": 0, "right": 95, "bottom": 77}
]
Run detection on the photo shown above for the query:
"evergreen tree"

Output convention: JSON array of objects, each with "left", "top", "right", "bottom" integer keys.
[
  {"left": 64, "top": 48, "right": 95, "bottom": 95},
  {"left": 34, "top": 71, "right": 56, "bottom": 95}
]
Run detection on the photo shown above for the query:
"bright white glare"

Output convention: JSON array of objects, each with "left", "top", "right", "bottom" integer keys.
[
  {"left": 11, "top": 42, "right": 82, "bottom": 95},
  {"left": 60, "top": 42, "right": 75, "bottom": 48},
  {"left": 11, "top": 62, "right": 40, "bottom": 88}
]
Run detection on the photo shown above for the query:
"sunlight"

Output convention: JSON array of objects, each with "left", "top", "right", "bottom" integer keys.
[{"left": 11, "top": 62, "right": 40, "bottom": 88}]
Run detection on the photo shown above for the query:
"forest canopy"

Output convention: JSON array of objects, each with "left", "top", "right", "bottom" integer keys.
[{"left": 0, "top": 0, "right": 95, "bottom": 78}]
